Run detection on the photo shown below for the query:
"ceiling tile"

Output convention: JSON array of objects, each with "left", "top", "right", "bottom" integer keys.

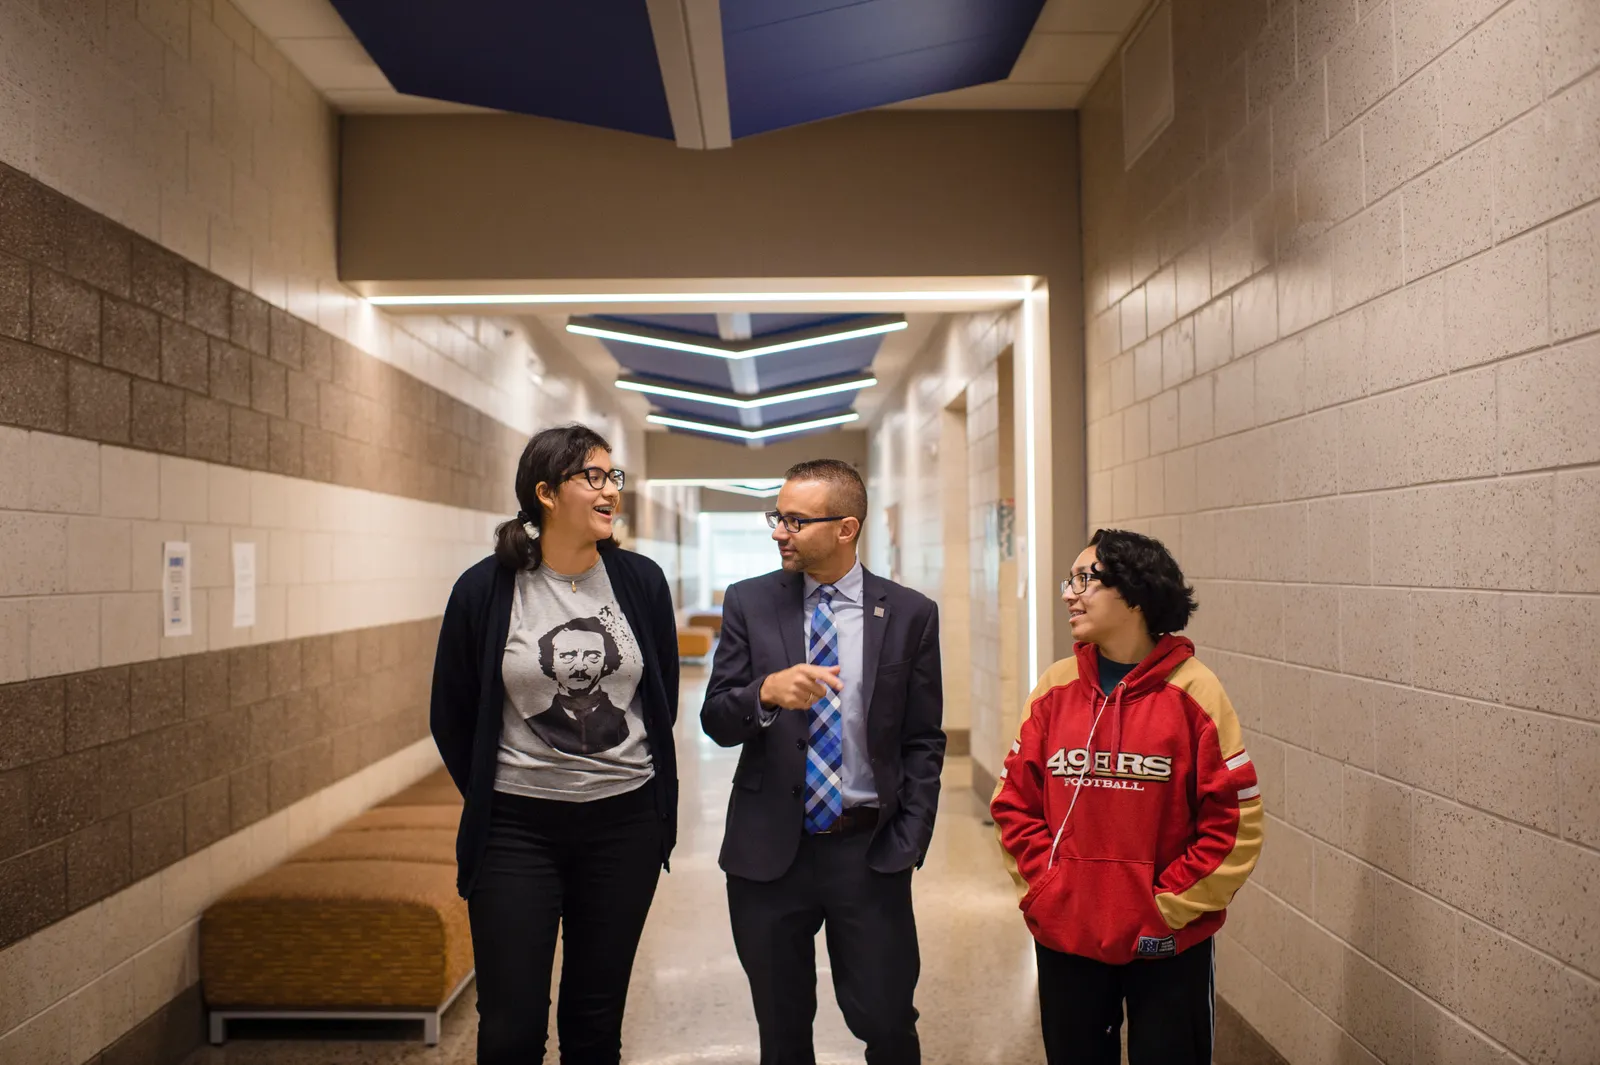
[
  {"left": 230, "top": 0, "right": 353, "bottom": 40},
  {"left": 1033, "top": 0, "right": 1145, "bottom": 34},
  {"left": 1010, "top": 32, "right": 1121, "bottom": 82},
  {"left": 277, "top": 37, "right": 391, "bottom": 91},
  {"left": 328, "top": 0, "right": 676, "bottom": 140},
  {"left": 230, "top": 0, "right": 1131, "bottom": 125}
]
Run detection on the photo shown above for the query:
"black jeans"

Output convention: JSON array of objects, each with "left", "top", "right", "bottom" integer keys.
[
  {"left": 468, "top": 782, "right": 663, "bottom": 1065},
  {"left": 727, "top": 829, "right": 921, "bottom": 1065},
  {"left": 1036, "top": 937, "right": 1214, "bottom": 1065}
]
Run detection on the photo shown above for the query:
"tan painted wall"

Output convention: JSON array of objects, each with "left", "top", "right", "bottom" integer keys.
[
  {"left": 340, "top": 111, "right": 1080, "bottom": 282},
  {"left": 645, "top": 428, "right": 868, "bottom": 482},
  {"left": 1081, "top": 1, "right": 1600, "bottom": 1062}
]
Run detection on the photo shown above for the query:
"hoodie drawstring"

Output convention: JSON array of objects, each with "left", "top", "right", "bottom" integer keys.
[{"left": 1046, "top": 678, "right": 1128, "bottom": 869}]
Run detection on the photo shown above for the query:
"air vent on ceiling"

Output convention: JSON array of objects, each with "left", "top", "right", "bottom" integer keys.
[{"left": 1121, "top": 0, "right": 1174, "bottom": 170}]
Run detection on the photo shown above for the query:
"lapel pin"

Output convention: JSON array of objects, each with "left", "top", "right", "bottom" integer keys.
[{"left": 874, "top": 606, "right": 886, "bottom": 618}]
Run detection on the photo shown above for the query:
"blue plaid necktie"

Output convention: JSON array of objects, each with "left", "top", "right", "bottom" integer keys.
[{"left": 803, "top": 585, "right": 844, "bottom": 834}]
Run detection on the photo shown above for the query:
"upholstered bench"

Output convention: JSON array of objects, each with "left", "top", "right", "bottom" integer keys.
[
  {"left": 290, "top": 828, "right": 456, "bottom": 866},
  {"left": 381, "top": 775, "right": 464, "bottom": 808},
  {"left": 339, "top": 803, "right": 461, "bottom": 833},
  {"left": 678, "top": 625, "right": 715, "bottom": 658},
  {"left": 201, "top": 769, "right": 472, "bottom": 1045},
  {"left": 686, "top": 609, "right": 724, "bottom": 635}
]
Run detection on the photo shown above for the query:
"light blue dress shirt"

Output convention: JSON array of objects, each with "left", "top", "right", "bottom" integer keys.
[{"left": 758, "top": 560, "right": 876, "bottom": 808}]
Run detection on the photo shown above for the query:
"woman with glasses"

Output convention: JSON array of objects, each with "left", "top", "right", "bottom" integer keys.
[
  {"left": 430, "top": 423, "right": 679, "bottom": 1064},
  {"left": 991, "top": 529, "right": 1263, "bottom": 1065}
]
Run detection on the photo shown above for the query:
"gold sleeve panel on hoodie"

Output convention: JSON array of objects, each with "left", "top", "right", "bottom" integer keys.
[
  {"left": 1154, "top": 658, "right": 1265, "bottom": 931},
  {"left": 1164, "top": 658, "right": 1245, "bottom": 755},
  {"left": 991, "top": 656, "right": 1081, "bottom": 896}
]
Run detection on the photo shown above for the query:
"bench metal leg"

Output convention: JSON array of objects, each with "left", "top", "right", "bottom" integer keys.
[{"left": 202, "top": 969, "right": 472, "bottom": 1047}]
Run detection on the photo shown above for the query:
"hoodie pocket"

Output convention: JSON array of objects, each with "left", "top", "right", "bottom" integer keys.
[{"left": 1021, "top": 857, "right": 1172, "bottom": 965}]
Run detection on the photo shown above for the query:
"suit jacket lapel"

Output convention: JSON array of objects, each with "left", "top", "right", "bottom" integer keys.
[
  {"left": 859, "top": 567, "right": 890, "bottom": 717},
  {"left": 777, "top": 572, "right": 806, "bottom": 667}
]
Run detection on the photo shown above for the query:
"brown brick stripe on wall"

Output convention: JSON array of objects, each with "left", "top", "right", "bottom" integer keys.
[
  {"left": 0, "top": 617, "right": 440, "bottom": 952},
  {"left": 0, "top": 162, "right": 524, "bottom": 513}
]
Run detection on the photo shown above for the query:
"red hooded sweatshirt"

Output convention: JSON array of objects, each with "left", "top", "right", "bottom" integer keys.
[{"left": 990, "top": 636, "right": 1263, "bottom": 965}]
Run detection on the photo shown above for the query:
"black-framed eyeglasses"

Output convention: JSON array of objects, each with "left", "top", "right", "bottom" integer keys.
[
  {"left": 1060, "top": 570, "right": 1104, "bottom": 596},
  {"left": 566, "top": 466, "right": 626, "bottom": 491},
  {"left": 766, "top": 511, "right": 846, "bottom": 534}
]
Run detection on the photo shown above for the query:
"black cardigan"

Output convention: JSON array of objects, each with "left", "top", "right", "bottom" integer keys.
[{"left": 429, "top": 545, "right": 680, "bottom": 897}]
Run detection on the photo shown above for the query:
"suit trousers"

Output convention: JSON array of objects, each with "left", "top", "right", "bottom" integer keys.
[
  {"left": 1035, "top": 936, "right": 1215, "bottom": 1065},
  {"left": 727, "top": 827, "right": 921, "bottom": 1065},
  {"left": 468, "top": 782, "right": 662, "bottom": 1065}
]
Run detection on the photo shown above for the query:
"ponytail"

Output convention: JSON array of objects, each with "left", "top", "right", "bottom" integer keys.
[{"left": 493, "top": 509, "right": 542, "bottom": 571}]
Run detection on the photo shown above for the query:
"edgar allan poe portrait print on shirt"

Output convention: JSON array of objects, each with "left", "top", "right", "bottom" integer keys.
[
  {"left": 497, "top": 562, "right": 652, "bottom": 801},
  {"left": 528, "top": 614, "right": 632, "bottom": 755}
]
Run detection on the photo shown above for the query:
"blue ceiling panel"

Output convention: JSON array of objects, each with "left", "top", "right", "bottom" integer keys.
[
  {"left": 328, "top": 1, "right": 675, "bottom": 139},
  {"left": 660, "top": 410, "right": 860, "bottom": 443},
  {"left": 645, "top": 396, "right": 748, "bottom": 422},
  {"left": 722, "top": 0, "right": 1046, "bottom": 138},
  {"left": 605, "top": 314, "right": 724, "bottom": 336},
  {"left": 602, "top": 313, "right": 869, "bottom": 338},
  {"left": 580, "top": 309, "right": 894, "bottom": 444},
  {"left": 748, "top": 395, "right": 861, "bottom": 425},
  {"left": 647, "top": 394, "right": 860, "bottom": 426},
  {"left": 747, "top": 313, "right": 871, "bottom": 335},
  {"left": 604, "top": 344, "right": 739, "bottom": 391},
  {"left": 749, "top": 336, "right": 880, "bottom": 391}
]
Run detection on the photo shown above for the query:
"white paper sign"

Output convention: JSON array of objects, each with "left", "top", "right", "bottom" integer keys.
[
  {"left": 162, "top": 542, "right": 192, "bottom": 638},
  {"left": 232, "top": 542, "right": 257, "bottom": 629}
]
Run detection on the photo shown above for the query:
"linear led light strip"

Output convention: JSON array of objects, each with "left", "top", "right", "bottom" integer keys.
[
  {"left": 615, "top": 376, "right": 876, "bottom": 408},
  {"left": 366, "top": 289, "right": 1029, "bottom": 307},
  {"left": 646, "top": 412, "right": 859, "bottom": 440},
  {"left": 570, "top": 321, "right": 905, "bottom": 360},
  {"left": 646, "top": 479, "right": 784, "bottom": 498},
  {"left": 649, "top": 477, "right": 783, "bottom": 490}
]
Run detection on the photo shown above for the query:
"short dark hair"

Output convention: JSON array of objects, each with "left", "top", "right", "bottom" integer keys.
[
  {"left": 537, "top": 617, "right": 621, "bottom": 679},
  {"left": 783, "top": 459, "right": 867, "bottom": 537},
  {"left": 495, "top": 424, "right": 616, "bottom": 570},
  {"left": 1088, "top": 528, "right": 1197, "bottom": 637}
]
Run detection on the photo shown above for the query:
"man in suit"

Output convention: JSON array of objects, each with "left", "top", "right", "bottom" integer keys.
[{"left": 701, "top": 459, "right": 946, "bottom": 1065}]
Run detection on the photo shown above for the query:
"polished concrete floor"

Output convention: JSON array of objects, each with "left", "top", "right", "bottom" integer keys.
[{"left": 182, "top": 668, "right": 1046, "bottom": 1064}]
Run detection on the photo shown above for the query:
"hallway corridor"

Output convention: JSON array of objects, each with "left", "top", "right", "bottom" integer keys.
[{"left": 180, "top": 667, "right": 1044, "bottom": 1065}]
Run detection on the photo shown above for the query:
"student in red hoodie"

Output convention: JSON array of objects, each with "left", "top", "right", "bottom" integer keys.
[{"left": 991, "top": 529, "right": 1263, "bottom": 1065}]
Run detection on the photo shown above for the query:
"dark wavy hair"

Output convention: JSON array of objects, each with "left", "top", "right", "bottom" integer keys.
[
  {"left": 537, "top": 617, "right": 621, "bottom": 680},
  {"left": 1088, "top": 528, "right": 1197, "bottom": 637},
  {"left": 494, "top": 424, "right": 616, "bottom": 570}
]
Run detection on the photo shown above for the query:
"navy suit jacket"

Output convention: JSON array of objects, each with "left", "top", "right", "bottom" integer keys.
[{"left": 701, "top": 565, "right": 946, "bottom": 881}]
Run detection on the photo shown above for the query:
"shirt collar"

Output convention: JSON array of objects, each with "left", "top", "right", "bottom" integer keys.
[{"left": 804, "top": 559, "right": 863, "bottom": 603}]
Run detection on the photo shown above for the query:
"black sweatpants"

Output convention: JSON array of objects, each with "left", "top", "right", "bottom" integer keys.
[
  {"left": 1036, "top": 937, "right": 1214, "bottom": 1065},
  {"left": 468, "top": 783, "right": 663, "bottom": 1065},
  {"left": 727, "top": 829, "right": 922, "bottom": 1065}
]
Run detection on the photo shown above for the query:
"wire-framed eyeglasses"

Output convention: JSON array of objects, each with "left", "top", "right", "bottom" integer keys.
[
  {"left": 566, "top": 467, "right": 626, "bottom": 491},
  {"left": 765, "top": 511, "right": 846, "bottom": 534},
  {"left": 1060, "top": 571, "right": 1104, "bottom": 596}
]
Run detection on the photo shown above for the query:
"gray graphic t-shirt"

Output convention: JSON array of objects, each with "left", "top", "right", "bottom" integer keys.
[{"left": 494, "top": 558, "right": 654, "bottom": 801}]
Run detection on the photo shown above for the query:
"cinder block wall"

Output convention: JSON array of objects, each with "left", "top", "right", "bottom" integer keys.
[
  {"left": 1081, "top": 1, "right": 1599, "bottom": 1062},
  {"left": 0, "top": 2, "right": 633, "bottom": 1063}
]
